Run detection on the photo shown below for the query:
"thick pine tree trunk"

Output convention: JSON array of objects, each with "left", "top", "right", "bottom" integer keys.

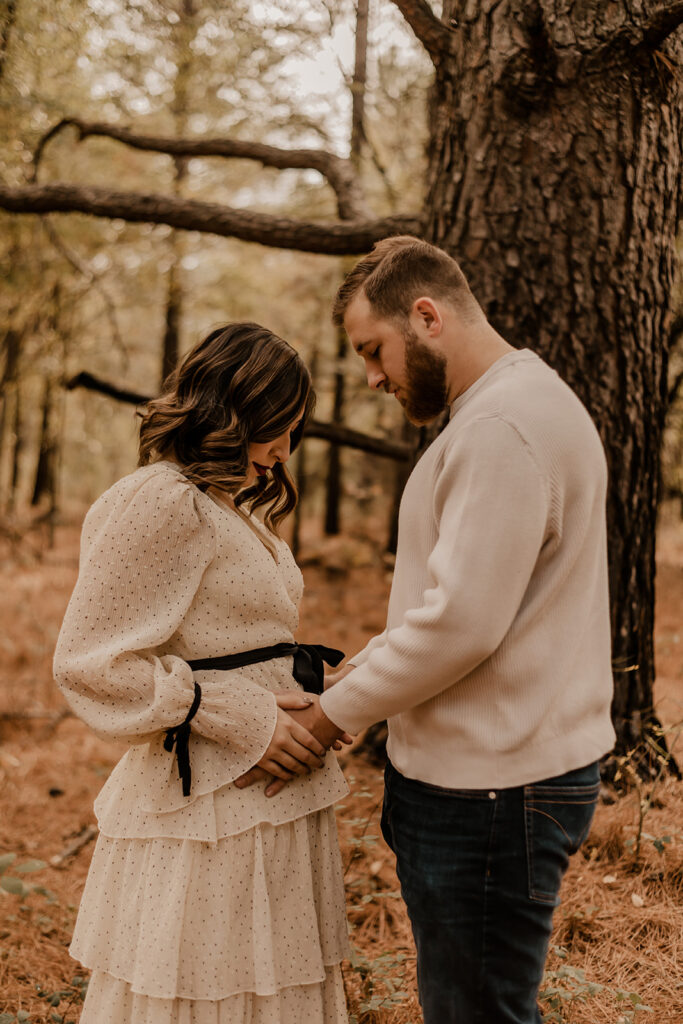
[{"left": 425, "top": 0, "right": 683, "bottom": 764}]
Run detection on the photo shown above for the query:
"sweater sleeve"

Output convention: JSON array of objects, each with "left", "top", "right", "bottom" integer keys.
[
  {"left": 344, "top": 629, "right": 387, "bottom": 670},
  {"left": 320, "top": 416, "right": 550, "bottom": 734},
  {"left": 53, "top": 468, "right": 277, "bottom": 761}
]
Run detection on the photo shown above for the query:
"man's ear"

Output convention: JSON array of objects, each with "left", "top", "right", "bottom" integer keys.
[{"left": 411, "top": 296, "right": 443, "bottom": 337}]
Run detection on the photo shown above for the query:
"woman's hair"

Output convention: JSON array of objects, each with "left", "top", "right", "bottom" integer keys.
[{"left": 138, "top": 322, "right": 315, "bottom": 533}]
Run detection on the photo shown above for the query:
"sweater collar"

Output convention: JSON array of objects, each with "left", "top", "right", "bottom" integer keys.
[{"left": 449, "top": 348, "right": 537, "bottom": 418}]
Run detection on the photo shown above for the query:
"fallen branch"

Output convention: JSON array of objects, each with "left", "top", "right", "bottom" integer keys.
[{"left": 50, "top": 825, "right": 98, "bottom": 867}]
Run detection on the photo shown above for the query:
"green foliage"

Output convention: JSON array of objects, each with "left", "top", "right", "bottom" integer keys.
[
  {"left": 347, "top": 944, "right": 411, "bottom": 1022},
  {"left": 540, "top": 948, "right": 652, "bottom": 1023},
  {"left": 612, "top": 720, "right": 682, "bottom": 861},
  {"left": 0, "top": 977, "right": 90, "bottom": 1024},
  {"left": 0, "top": 854, "right": 52, "bottom": 902}
]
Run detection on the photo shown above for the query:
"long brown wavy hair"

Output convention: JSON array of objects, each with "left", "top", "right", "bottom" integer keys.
[{"left": 138, "top": 322, "right": 315, "bottom": 533}]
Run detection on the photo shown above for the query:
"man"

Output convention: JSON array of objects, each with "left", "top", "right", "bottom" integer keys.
[{"left": 241, "top": 235, "right": 615, "bottom": 1023}]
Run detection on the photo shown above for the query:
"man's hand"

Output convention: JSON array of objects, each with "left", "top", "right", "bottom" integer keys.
[{"left": 234, "top": 691, "right": 353, "bottom": 797}]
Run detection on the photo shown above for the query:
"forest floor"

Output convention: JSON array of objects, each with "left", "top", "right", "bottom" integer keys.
[{"left": 0, "top": 510, "right": 682, "bottom": 1024}]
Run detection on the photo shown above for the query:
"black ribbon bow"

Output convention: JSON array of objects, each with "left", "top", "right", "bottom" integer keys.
[
  {"left": 163, "top": 681, "right": 202, "bottom": 798},
  {"left": 164, "top": 642, "right": 344, "bottom": 797}
]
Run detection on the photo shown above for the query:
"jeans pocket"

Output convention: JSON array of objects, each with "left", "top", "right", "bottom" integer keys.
[{"left": 524, "top": 774, "right": 600, "bottom": 905}]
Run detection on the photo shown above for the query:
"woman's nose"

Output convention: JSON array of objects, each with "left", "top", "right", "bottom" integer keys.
[{"left": 273, "top": 435, "right": 291, "bottom": 462}]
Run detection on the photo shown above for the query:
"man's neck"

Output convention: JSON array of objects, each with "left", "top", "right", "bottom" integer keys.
[{"left": 446, "top": 323, "right": 515, "bottom": 404}]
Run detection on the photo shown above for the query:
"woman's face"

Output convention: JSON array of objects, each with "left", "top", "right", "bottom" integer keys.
[{"left": 245, "top": 410, "right": 304, "bottom": 486}]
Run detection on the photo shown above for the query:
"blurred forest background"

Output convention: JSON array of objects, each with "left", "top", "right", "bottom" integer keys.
[
  {"left": 0, "top": 0, "right": 427, "bottom": 531},
  {"left": 2, "top": 2, "right": 683, "bottom": 1021}
]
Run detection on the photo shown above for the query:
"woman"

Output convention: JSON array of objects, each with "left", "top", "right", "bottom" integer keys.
[{"left": 54, "top": 323, "right": 351, "bottom": 1023}]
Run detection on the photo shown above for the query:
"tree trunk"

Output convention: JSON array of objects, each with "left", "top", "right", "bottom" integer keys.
[
  {"left": 160, "top": 190, "right": 184, "bottom": 386},
  {"left": 324, "top": 0, "right": 370, "bottom": 536},
  {"left": 425, "top": 0, "right": 683, "bottom": 764},
  {"left": 386, "top": 418, "right": 421, "bottom": 554},
  {"left": 31, "top": 376, "right": 55, "bottom": 507},
  {"left": 0, "top": 0, "right": 17, "bottom": 82}
]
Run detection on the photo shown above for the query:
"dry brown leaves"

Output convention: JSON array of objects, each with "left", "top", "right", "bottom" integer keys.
[{"left": 0, "top": 520, "right": 682, "bottom": 1023}]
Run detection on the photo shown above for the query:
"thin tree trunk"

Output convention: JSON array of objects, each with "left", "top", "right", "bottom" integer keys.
[
  {"left": 31, "top": 376, "right": 54, "bottom": 507},
  {"left": 324, "top": 0, "right": 370, "bottom": 536},
  {"left": 386, "top": 418, "right": 421, "bottom": 553},
  {"left": 0, "top": 0, "right": 17, "bottom": 82},
  {"left": 9, "top": 384, "right": 23, "bottom": 511},
  {"left": 160, "top": 0, "right": 196, "bottom": 386}
]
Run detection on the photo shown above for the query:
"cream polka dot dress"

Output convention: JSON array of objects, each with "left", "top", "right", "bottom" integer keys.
[{"left": 54, "top": 462, "right": 350, "bottom": 1024}]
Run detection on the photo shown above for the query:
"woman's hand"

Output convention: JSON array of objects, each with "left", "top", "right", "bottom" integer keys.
[
  {"left": 254, "top": 696, "right": 327, "bottom": 782},
  {"left": 234, "top": 690, "right": 353, "bottom": 795}
]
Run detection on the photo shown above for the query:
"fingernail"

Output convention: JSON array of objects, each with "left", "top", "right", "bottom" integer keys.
[{"left": 302, "top": 696, "right": 313, "bottom": 704}]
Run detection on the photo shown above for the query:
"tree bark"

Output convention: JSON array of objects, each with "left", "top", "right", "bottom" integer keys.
[
  {"left": 0, "top": 0, "right": 17, "bottom": 81},
  {"left": 31, "top": 377, "right": 55, "bottom": 507},
  {"left": 325, "top": 0, "right": 371, "bottom": 536},
  {"left": 423, "top": 0, "right": 683, "bottom": 763},
  {"left": 0, "top": 182, "right": 421, "bottom": 255}
]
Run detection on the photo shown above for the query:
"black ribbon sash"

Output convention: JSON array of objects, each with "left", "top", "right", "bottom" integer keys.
[{"left": 163, "top": 642, "right": 344, "bottom": 797}]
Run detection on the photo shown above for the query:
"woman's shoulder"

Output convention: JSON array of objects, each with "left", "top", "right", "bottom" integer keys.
[{"left": 82, "top": 461, "right": 206, "bottom": 543}]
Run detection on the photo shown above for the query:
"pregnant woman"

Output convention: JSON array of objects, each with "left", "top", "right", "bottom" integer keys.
[{"left": 54, "top": 322, "right": 351, "bottom": 1023}]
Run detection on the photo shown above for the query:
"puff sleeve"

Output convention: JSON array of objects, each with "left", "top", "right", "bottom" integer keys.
[{"left": 53, "top": 468, "right": 278, "bottom": 767}]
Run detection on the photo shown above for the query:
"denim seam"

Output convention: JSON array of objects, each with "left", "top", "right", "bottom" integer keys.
[
  {"left": 476, "top": 796, "right": 499, "bottom": 1023},
  {"left": 524, "top": 784, "right": 537, "bottom": 904}
]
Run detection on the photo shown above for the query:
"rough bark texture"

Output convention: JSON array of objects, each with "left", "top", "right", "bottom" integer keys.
[
  {"left": 0, "top": 0, "right": 17, "bottom": 81},
  {"left": 0, "top": 182, "right": 421, "bottom": 254},
  {"left": 423, "top": 0, "right": 683, "bottom": 760}
]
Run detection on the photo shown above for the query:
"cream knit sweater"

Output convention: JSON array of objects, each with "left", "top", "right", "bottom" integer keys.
[{"left": 321, "top": 350, "right": 615, "bottom": 788}]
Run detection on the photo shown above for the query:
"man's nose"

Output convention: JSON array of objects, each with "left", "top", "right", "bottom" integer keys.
[{"left": 366, "top": 366, "right": 386, "bottom": 390}]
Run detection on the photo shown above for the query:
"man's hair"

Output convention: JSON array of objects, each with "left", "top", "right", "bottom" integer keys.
[{"left": 332, "top": 235, "right": 482, "bottom": 327}]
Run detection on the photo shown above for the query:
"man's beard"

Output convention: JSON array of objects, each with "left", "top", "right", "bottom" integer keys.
[{"left": 400, "top": 327, "right": 449, "bottom": 424}]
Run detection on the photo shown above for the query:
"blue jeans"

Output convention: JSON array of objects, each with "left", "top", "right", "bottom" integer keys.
[{"left": 380, "top": 759, "right": 600, "bottom": 1024}]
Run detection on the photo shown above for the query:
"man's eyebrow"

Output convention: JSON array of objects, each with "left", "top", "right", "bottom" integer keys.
[{"left": 353, "top": 339, "right": 373, "bottom": 354}]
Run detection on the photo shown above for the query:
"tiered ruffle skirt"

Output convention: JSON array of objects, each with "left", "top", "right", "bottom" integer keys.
[{"left": 72, "top": 749, "right": 350, "bottom": 1023}]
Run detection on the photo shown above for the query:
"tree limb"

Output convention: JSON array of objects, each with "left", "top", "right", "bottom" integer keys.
[
  {"left": 389, "top": 0, "right": 456, "bottom": 63},
  {"left": 64, "top": 371, "right": 414, "bottom": 462},
  {"left": 40, "top": 218, "right": 128, "bottom": 368},
  {"left": 0, "top": 181, "right": 422, "bottom": 255},
  {"left": 585, "top": 1, "right": 683, "bottom": 68},
  {"left": 33, "top": 117, "right": 371, "bottom": 220}
]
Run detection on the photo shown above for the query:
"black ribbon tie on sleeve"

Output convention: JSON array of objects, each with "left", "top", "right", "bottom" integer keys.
[
  {"left": 164, "top": 642, "right": 344, "bottom": 797},
  {"left": 163, "top": 681, "right": 202, "bottom": 797}
]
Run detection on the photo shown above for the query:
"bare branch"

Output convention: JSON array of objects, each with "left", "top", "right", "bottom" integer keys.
[
  {"left": 33, "top": 117, "right": 371, "bottom": 220},
  {"left": 0, "top": 181, "right": 422, "bottom": 255},
  {"left": 50, "top": 824, "right": 98, "bottom": 867},
  {"left": 65, "top": 371, "right": 149, "bottom": 406},
  {"left": 65, "top": 371, "right": 415, "bottom": 462},
  {"left": 389, "top": 0, "right": 456, "bottom": 64},
  {"left": 40, "top": 219, "right": 128, "bottom": 368}
]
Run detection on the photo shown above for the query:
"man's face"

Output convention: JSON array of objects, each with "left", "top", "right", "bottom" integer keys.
[{"left": 345, "top": 292, "right": 449, "bottom": 425}]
